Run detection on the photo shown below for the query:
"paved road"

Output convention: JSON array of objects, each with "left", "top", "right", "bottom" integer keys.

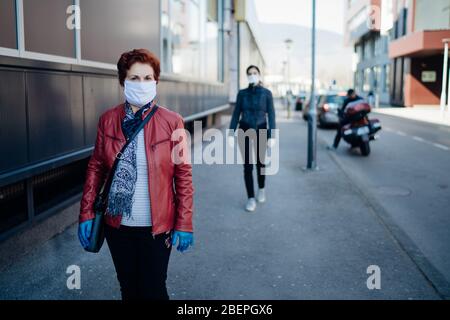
[
  {"left": 0, "top": 109, "right": 444, "bottom": 300},
  {"left": 318, "top": 112, "right": 450, "bottom": 297}
]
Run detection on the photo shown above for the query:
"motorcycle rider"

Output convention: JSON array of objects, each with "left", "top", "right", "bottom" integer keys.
[{"left": 331, "top": 89, "right": 363, "bottom": 149}]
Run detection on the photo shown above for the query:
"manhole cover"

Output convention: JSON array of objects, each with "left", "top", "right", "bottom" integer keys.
[{"left": 375, "top": 186, "right": 411, "bottom": 197}]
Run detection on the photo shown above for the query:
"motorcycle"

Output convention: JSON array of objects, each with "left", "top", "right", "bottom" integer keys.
[{"left": 340, "top": 101, "right": 381, "bottom": 156}]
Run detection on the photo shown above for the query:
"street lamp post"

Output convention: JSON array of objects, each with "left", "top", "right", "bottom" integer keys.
[
  {"left": 285, "top": 39, "right": 293, "bottom": 119},
  {"left": 307, "top": 0, "right": 317, "bottom": 169},
  {"left": 441, "top": 39, "right": 450, "bottom": 113}
]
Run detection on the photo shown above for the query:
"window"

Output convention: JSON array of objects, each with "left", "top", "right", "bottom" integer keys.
[
  {"left": 171, "top": 0, "right": 202, "bottom": 77},
  {"left": 364, "top": 68, "right": 371, "bottom": 92},
  {"left": 384, "top": 64, "right": 390, "bottom": 93},
  {"left": 23, "top": 0, "right": 75, "bottom": 58},
  {"left": 363, "top": 38, "right": 374, "bottom": 60},
  {"left": 355, "top": 44, "right": 363, "bottom": 65},
  {"left": 0, "top": 0, "right": 17, "bottom": 49},
  {"left": 80, "top": 0, "right": 159, "bottom": 64},
  {"left": 162, "top": 0, "right": 221, "bottom": 81},
  {"left": 373, "top": 66, "right": 382, "bottom": 92},
  {"left": 204, "top": 0, "right": 219, "bottom": 81},
  {"left": 374, "top": 35, "right": 383, "bottom": 57},
  {"left": 161, "top": 0, "right": 172, "bottom": 73}
]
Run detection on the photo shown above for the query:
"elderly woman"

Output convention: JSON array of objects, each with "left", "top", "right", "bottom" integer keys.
[{"left": 77, "top": 49, "right": 194, "bottom": 300}]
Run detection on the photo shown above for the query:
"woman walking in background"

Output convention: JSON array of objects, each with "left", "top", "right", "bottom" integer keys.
[
  {"left": 229, "top": 65, "right": 276, "bottom": 212},
  {"left": 78, "top": 49, "right": 194, "bottom": 300}
]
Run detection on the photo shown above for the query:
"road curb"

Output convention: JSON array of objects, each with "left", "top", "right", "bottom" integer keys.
[{"left": 318, "top": 136, "right": 450, "bottom": 300}]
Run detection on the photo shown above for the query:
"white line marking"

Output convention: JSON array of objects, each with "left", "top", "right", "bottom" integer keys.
[
  {"left": 433, "top": 143, "right": 450, "bottom": 151},
  {"left": 396, "top": 131, "right": 406, "bottom": 136},
  {"left": 411, "top": 135, "right": 449, "bottom": 151}
]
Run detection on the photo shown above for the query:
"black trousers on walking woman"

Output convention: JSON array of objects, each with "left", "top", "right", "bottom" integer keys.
[
  {"left": 105, "top": 224, "right": 172, "bottom": 300},
  {"left": 238, "top": 121, "right": 268, "bottom": 199}
]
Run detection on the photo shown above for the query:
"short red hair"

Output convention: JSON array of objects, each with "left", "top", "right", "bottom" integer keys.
[{"left": 117, "top": 49, "right": 161, "bottom": 86}]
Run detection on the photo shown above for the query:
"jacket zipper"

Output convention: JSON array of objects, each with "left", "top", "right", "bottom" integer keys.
[
  {"left": 144, "top": 134, "right": 156, "bottom": 239},
  {"left": 148, "top": 138, "right": 171, "bottom": 238}
]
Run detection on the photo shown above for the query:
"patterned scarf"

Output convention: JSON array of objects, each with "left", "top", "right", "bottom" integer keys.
[{"left": 106, "top": 101, "right": 152, "bottom": 218}]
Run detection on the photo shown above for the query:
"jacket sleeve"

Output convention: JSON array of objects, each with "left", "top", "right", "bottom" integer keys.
[
  {"left": 79, "top": 115, "right": 107, "bottom": 223},
  {"left": 267, "top": 90, "right": 276, "bottom": 139},
  {"left": 173, "top": 116, "right": 194, "bottom": 233},
  {"left": 229, "top": 91, "right": 242, "bottom": 135}
]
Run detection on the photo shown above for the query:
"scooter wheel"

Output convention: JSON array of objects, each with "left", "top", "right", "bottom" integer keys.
[{"left": 360, "top": 141, "right": 371, "bottom": 156}]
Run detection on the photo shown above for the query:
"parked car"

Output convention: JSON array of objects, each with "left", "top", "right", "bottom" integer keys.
[{"left": 302, "top": 91, "right": 346, "bottom": 127}]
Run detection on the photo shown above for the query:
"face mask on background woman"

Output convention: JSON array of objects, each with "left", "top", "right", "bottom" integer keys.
[
  {"left": 124, "top": 80, "right": 157, "bottom": 107},
  {"left": 248, "top": 74, "right": 260, "bottom": 85}
]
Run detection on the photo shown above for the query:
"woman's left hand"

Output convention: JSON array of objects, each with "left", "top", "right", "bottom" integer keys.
[{"left": 172, "top": 230, "right": 194, "bottom": 252}]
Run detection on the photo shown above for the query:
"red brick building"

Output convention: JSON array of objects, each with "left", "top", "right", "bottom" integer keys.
[
  {"left": 389, "top": 0, "right": 450, "bottom": 107},
  {"left": 345, "top": 0, "right": 450, "bottom": 107}
]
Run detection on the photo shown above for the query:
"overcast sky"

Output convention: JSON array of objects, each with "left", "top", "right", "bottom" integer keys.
[{"left": 254, "top": 0, "right": 347, "bottom": 35}]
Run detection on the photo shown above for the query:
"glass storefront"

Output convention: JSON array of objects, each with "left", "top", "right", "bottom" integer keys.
[{"left": 161, "top": 0, "right": 222, "bottom": 81}]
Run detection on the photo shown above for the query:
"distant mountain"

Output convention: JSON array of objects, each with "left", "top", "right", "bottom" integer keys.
[{"left": 255, "top": 23, "right": 353, "bottom": 88}]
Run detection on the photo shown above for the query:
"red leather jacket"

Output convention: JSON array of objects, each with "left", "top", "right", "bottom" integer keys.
[{"left": 79, "top": 103, "right": 194, "bottom": 236}]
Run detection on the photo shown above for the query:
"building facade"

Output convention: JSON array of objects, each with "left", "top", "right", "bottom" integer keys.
[
  {"left": 345, "top": 0, "right": 450, "bottom": 107},
  {"left": 388, "top": 0, "right": 450, "bottom": 107},
  {"left": 0, "top": 0, "right": 264, "bottom": 241},
  {"left": 345, "top": 0, "right": 391, "bottom": 106}
]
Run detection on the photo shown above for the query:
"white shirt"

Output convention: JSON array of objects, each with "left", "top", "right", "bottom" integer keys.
[{"left": 121, "top": 130, "right": 152, "bottom": 226}]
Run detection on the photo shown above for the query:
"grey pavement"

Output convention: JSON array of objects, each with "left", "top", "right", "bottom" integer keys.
[
  {"left": 318, "top": 112, "right": 450, "bottom": 298},
  {"left": 0, "top": 105, "right": 444, "bottom": 300}
]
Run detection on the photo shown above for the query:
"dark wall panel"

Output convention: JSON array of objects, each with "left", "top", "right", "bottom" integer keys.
[
  {"left": 0, "top": 63, "right": 227, "bottom": 184},
  {"left": 83, "top": 76, "right": 122, "bottom": 144},
  {"left": 80, "top": 0, "right": 161, "bottom": 64},
  {"left": 23, "top": 0, "right": 75, "bottom": 57},
  {"left": 27, "top": 72, "right": 84, "bottom": 162},
  {"left": 69, "top": 75, "right": 85, "bottom": 146},
  {"left": 157, "top": 80, "right": 228, "bottom": 118},
  {"left": 157, "top": 81, "right": 178, "bottom": 113},
  {"left": 0, "top": 0, "right": 17, "bottom": 49},
  {"left": 0, "top": 70, "right": 27, "bottom": 173}
]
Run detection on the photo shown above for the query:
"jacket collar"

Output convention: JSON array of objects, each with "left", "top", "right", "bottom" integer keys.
[
  {"left": 248, "top": 83, "right": 262, "bottom": 91},
  {"left": 119, "top": 100, "right": 157, "bottom": 120}
]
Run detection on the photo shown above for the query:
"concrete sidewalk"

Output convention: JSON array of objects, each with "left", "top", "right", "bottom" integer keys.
[
  {"left": 0, "top": 107, "right": 441, "bottom": 300},
  {"left": 374, "top": 107, "right": 450, "bottom": 127}
]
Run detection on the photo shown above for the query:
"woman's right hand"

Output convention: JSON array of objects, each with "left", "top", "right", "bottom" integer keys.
[{"left": 78, "top": 219, "right": 93, "bottom": 249}]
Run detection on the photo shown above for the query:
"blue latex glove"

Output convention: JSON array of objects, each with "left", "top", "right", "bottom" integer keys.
[
  {"left": 171, "top": 231, "right": 194, "bottom": 252},
  {"left": 78, "top": 219, "right": 93, "bottom": 249}
]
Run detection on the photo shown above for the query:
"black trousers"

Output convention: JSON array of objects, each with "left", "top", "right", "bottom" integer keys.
[
  {"left": 333, "top": 116, "right": 351, "bottom": 148},
  {"left": 105, "top": 224, "right": 172, "bottom": 300},
  {"left": 238, "top": 122, "right": 268, "bottom": 199}
]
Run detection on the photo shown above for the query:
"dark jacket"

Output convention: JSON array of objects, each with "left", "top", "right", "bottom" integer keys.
[
  {"left": 229, "top": 84, "right": 276, "bottom": 138},
  {"left": 339, "top": 95, "right": 363, "bottom": 118},
  {"left": 79, "top": 103, "right": 194, "bottom": 236}
]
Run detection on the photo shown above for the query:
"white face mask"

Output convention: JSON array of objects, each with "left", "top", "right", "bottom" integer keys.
[
  {"left": 248, "top": 74, "right": 260, "bottom": 85},
  {"left": 124, "top": 80, "right": 157, "bottom": 107}
]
